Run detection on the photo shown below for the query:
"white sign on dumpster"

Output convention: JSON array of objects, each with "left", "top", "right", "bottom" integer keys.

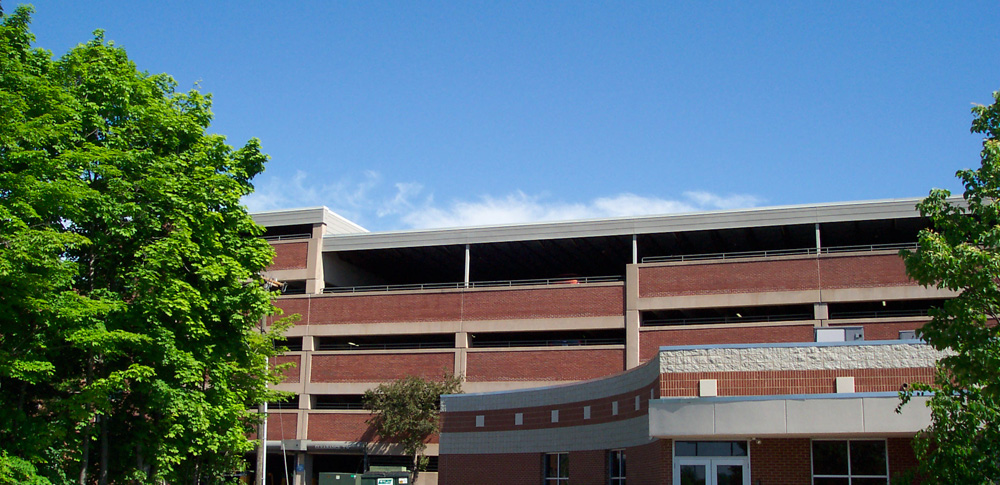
[{"left": 377, "top": 479, "right": 393, "bottom": 485}]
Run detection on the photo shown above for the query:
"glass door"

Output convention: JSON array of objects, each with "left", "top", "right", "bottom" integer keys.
[{"left": 675, "top": 458, "right": 749, "bottom": 485}]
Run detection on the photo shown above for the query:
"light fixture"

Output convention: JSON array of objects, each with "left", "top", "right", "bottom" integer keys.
[
  {"left": 736, "top": 313, "right": 743, "bottom": 318},
  {"left": 347, "top": 342, "right": 359, "bottom": 347},
  {"left": 882, "top": 300, "right": 887, "bottom": 307}
]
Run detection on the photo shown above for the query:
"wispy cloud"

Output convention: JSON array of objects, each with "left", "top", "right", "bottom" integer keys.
[
  {"left": 243, "top": 170, "right": 380, "bottom": 223},
  {"left": 242, "top": 171, "right": 763, "bottom": 230},
  {"left": 401, "top": 191, "right": 764, "bottom": 229}
]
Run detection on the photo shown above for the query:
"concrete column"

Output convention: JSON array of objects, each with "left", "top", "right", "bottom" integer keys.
[
  {"left": 305, "top": 222, "right": 326, "bottom": 294},
  {"left": 815, "top": 223, "right": 822, "bottom": 253},
  {"left": 301, "top": 338, "right": 313, "bottom": 393},
  {"left": 292, "top": 452, "right": 311, "bottom": 485},
  {"left": 301, "top": 336, "right": 315, "bottom": 352},
  {"left": 454, "top": 332, "right": 469, "bottom": 378},
  {"left": 625, "top": 264, "right": 641, "bottom": 369},
  {"left": 814, "top": 302, "right": 829, "bottom": 326},
  {"left": 632, "top": 234, "right": 638, "bottom": 264},
  {"left": 464, "top": 244, "right": 471, "bottom": 287}
]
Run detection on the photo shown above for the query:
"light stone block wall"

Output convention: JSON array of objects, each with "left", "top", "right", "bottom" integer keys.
[{"left": 658, "top": 342, "right": 949, "bottom": 374}]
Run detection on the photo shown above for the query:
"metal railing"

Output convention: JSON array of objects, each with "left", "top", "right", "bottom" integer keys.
[
  {"left": 829, "top": 308, "right": 932, "bottom": 320},
  {"left": 641, "top": 242, "right": 918, "bottom": 264},
  {"left": 315, "top": 341, "right": 454, "bottom": 351},
  {"left": 313, "top": 402, "right": 366, "bottom": 410},
  {"left": 471, "top": 338, "right": 625, "bottom": 348},
  {"left": 261, "top": 233, "right": 311, "bottom": 241},
  {"left": 323, "top": 275, "right": 621, "bottom": 294},
  {"left": 642, "top": 312, "right": 814, "bottom": 327}
]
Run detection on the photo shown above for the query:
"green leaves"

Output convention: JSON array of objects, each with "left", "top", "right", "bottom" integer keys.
[
  {"left": 1, "top": 6, "right": 285, "bottom": 483},
  {"left": 363, "top": 375, "right": 463, "bottom": 465},
  {"left": 899, "top": 89, "right": 1000, "bottom": 483}
]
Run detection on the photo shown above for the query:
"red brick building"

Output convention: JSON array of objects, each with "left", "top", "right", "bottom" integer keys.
[{"left": 253, "top": 198, "right": 952, "bottom": 485}]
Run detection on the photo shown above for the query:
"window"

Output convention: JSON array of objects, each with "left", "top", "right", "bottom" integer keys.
[
  {"left": 609, "top": 449, "right": 626, "bottom": 485},
  {"left": 675, "top": 441, "right": 748, "bottom": 457},
  {"left": 544, "top": 453, "right": 569, "bottom": 484},
  {"left": 812, "top": 440, "right": 887, "bottom": 484}
]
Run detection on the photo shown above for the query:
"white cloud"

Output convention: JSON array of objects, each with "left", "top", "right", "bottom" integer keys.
[
  {"left": 243, "top": 170, "right": 380, "bottom": 223},
  {"left": 400, "top": 191, "right": 764, "bottom": 229},
  {"left": 242, "top": 171, "right": 763, "bottom": 231},
  {"left": 377, "top": 182, "right": 425, "bottom": 217}
]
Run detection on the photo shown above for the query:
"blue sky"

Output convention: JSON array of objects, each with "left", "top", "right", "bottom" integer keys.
[{"left": 23, "top": 1, "right": 1000, "bottom": 231}]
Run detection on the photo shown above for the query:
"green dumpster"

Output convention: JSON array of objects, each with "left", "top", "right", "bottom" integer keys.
[
  {"left": 318, "top": 472, "right": 360, "bottom": 485},
  {"left": 358, "top": 470, "right": 411, "bottom": 485}
]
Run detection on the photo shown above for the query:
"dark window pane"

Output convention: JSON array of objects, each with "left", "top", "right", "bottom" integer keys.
[
  {"left": 852, "top": 478, "right": 888, "bottom": 485},
  {"left": 610, "top": 450, "right": 622, "bottom": 476},
  {"left": 731, "top": 441, "right": 748, "bottom": 457},
  {"left": 545, "top": 454, "right": 559, "bottom": 477},
  {"left": 559, "top": 454, "right": 568, "bottom": 477},
  {"left": 716, "top": 464, "right": 744, "bottom": 485},
  {"left": 676, "top": 442, "right": 697, "bottom": 456},
  {"left": 813, "top": 441, "right": 849, "bottom": 475},
  {"left": 849, "top": 440, "right": 887, "bottom": 476},
  {"left": 813, "top": 478, "right": 849, "bottom": 485},
  {"left": 680, "top": 464, "right": 707, "bottom": 485},
  {"left": 698, "top": 442, "right": 734, "bottom": 456}
]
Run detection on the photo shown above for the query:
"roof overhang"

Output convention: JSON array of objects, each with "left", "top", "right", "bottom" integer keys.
[
  {"left": 321, "top": 198, "right": 931, "bottom": 251},
  {"left": 649, "top": 393, "right": 930, "bottom": 439}
]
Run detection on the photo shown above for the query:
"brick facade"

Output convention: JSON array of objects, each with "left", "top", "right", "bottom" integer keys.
[
  {"left": 275, "top": 285, "right": 622, "bottom": 325},
  {"left": 307, "top": 412, "right": 378, "bottom": 442},
  {"left": 264, "top": 412, "right": 298, "bottom": 441},
  {"left": 749, "top": 438, "right": 812, "bottom": 484},
  {"left": 626, "top": 440, "right": 671, "bottom": 484},
  {"left": 465, "top": 348, "right": 624, "bottom": 382},
  {"left": 638, "top": 253, "right": 913, "bottom": 298},
  {"left": 268, "top": 241, "right": 309, "bottom": 271},
  {"left": 310, "top": 352, "right": 455, "bottom": 382},
  {"left": 888, "top": 437, "right": 919, "bottom": 484},
  {"left": 659, "top": 367, "right": 935, "bottom": 397},
  {"left": 273, "top": 354, "right": 301, "bottom": 383},
  {"left": 438, "top": 453, "right": 542, "bottom": 485}
]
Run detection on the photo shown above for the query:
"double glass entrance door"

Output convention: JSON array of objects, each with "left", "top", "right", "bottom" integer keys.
[{"left": 675, "top": 458, "right": 749, "bottom": 485}]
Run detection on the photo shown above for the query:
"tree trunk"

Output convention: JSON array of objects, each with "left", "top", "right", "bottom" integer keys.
[
  {"left": 99, "top": 414, "right": 109, "bottom": 485},
  {"left": 79, "top": 352, "right": 94, "bottom": 485},
  {"left": 79, "top": 420, "right": 91, "bottom": 485}
]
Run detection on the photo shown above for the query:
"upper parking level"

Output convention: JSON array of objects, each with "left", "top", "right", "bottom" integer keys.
[{"left": 255, "top": 198, "right": 945, "bottom": 292}]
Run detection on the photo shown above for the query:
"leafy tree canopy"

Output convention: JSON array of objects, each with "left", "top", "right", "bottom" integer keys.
[
  {"left": 900, "top": 89, "right": 1000, "bottom": 483},
  {"left": 363, "top": 375, "right": 462, "bottom": 471},
  {"left": 1, "top": 6, "right": 288, "bottom": 483}
]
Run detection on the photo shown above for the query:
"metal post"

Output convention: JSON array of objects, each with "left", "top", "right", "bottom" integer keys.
[
  {"left": 464, "top": 244, "right": 471, "bottom": 288},
  {"left": 256, "top": 401, "right": 267, "bottom": 485}
]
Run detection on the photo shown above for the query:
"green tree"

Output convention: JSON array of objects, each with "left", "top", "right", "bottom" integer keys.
[
  {"left": 899, "top": 89, "right": 1000, "bottom": 483},
  {"left": 363, "top": 375, "right": 463, "bottom": 472},
  {"left": 0, "top": 6, "right": 288, "bottom": 483}
]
